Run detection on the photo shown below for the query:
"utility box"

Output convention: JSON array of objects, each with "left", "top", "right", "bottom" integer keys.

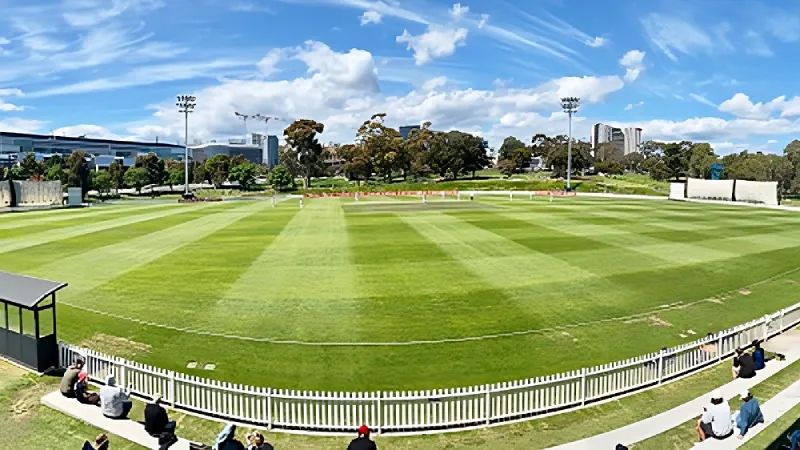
[{"left": 67, "top": 187, "right": 83, "bottom": 207}]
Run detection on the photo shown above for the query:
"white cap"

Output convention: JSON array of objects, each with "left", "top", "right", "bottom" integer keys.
[
  {"left": 740, "top": 390, "right": 750, "bottom": 400},
  {"left": 712, "top": 388, "right": 723, "bottom": 400}
]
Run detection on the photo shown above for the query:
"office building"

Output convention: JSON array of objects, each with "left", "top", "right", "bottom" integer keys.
[
  {"left": 266, "top": 135, "right": 279, "bottom": 168},
  {"left": 190, "top": 139, "right": 263, "bottom": 165},
  {"left": 399, "top": 125, "right": 421, "bottom": 139},
  {"left": 590, "top": 123, "right": 642, "bottom": 155},
  {"left": 0, "top": 131, "right": 184, "bottom": 168}
]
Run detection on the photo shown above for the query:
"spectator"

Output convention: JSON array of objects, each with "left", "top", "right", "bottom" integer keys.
[
  {"left": 75, "top": 371, "right": 100, "bottom": 406},
  {"left": 145, "top": 394, "right": 177, "bottom": 436},
  {"left": 695, "top": 389, "right": 733, "bottom": 441},
  {"left": 213, "top": 424, "right": 245, "bottom": 450},
  {"left": 60, "top": 357, "right": 84, "bottom": 398},
  {"left": 732, "top": 347, "right": 756, "bottom": 379},
  {"left": 347, "top": 425, "right": 377, "bottom": 450},
  {"left": 99, "top": 375, "right": 132, "bottom": 420},
  {"left": 246, "top": 431, "right": 273, "bottom": 450},
  {"left": 752, "top": 340, "right": 766, "bottom": 370},
  {"left": 734, "top": 390, "right": 764, "bottom": 439},
  {"left": 81, "top": 433, "right": 109, "bottom": 450},
  {"left": 789, "top": 428, "right": 800, "bottom": 450}
]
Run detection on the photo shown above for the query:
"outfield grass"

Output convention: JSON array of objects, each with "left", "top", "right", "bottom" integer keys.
[{"left": 2, "top": 196, "right": 800, "bottom": 391}]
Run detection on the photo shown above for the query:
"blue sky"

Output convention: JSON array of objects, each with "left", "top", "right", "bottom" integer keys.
[{"left": 1, "top": 0, "right": 800, "bottom": 153}]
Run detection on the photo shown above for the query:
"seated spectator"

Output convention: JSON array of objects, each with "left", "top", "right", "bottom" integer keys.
[
  {"left": 734, "top": 390, "right": 764, "bottom": 439},
  {"left": 99, "top": 374, "right": 132, "bottom": 419},
  {"left": 81, "top": 433, "right": 109, "bottom": 450},
  {"left": 732, "top": 347, "right": 756, "bottom": 379},
  {"left": 213, "top": 423, "right": 245, "bottom": 450},
  {"left": 695, "top": 389, "right": 733, "bottom": 441},
  {"left": 699, "top": 333, "right": 717, "bottom": 357},
  {"left": 246, "top": 431, "right": 274, "bottom": 450},
  {"left": 60, "top": 357, "right": 84, "bottom": 398},
  {"left": 145, "top": 394, "right": 176, "bottom": 435},
  {"left": 75, "top": 371, "right": 100, "bottom": 406},
  {"left": 752, "top": 340, "right": 766, "bottom": 370},
  {"left": 348, "top": 425, "right": 377, "bottom": 450},
  {"left": 789, "top": 428, "right": 800, "bottom": 450}
]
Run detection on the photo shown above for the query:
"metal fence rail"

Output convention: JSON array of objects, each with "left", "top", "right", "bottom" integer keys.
[{"left": 59, "top": 302, "right": 800, "bottom": 435}]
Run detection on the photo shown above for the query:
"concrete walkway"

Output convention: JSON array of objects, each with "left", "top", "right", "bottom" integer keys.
[
  {"left": 42, "top": 391, "right": 193, "bottom": 449},
  {"left": 550, "top": 329, "right": 800, "bottom": 450}
]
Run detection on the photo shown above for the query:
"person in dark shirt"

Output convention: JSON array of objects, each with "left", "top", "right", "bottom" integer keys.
[
  {"left": 75, "top": 371, "right": 100, "bottom": 406},
  {"left": 144, "top": 395, "right": 177, "bottom": 436},
  {"left": 347, "top": 425, "right": 377, "bottom": 450},
  {"left": 752, "top": 340, "right": 766, "bottom": 370},
  {"left": 732, "top": 347, "right": 756, "bottom": 379}
]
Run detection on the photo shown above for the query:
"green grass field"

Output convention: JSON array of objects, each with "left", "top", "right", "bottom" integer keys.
[{"left": 2, "top": 195, "right": 800, "bottom": 392}]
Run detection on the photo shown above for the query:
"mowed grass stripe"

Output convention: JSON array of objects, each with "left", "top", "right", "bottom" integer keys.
[
  {"left": 82, "top": 201, "right": 295, "bottom": 329},
  {"left": 200, "top": 199, "right": 365, "bottom": 342},
  {"left": 0, "top": 202, "right": 175, "bottom": 230},
  {"left": 0, "top": 206, "right": 227, "bottom": 274},
  {"left": 39, "top": 201, "right": 266, "bottom": 305},
  {"left": 0, "top": 203, "right": 211, "bottom": 254},
  {"left": 346, "top": 210, "right": 540, "bottom": 341}
]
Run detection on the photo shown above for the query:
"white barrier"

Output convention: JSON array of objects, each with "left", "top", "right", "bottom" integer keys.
[
  {"left": 0, "top": 181, "right": 10, "bottom": 207},
  {"left": 58, "top": 302, "right": 800, "bottom": 436},
  {"left": 734, "top": 179, "right": 778, "bottom": 206},
  {"left": 686, "top": 178, "right": 734, "bottom": 201},
  {"left": 11, "top": 181, "right": 62, "bottom": 206},
  {"left": 669, "top": 183, "right": 685, "bottom": 200}
]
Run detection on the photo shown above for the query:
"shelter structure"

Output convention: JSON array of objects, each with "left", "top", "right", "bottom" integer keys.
[{"left": 0, "top": 271, "right": 66, "bottom": 372}]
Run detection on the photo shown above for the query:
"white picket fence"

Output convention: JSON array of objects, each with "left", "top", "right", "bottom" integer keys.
[{"left": 59, "top": 302, "right": 800, "bottom": 435}]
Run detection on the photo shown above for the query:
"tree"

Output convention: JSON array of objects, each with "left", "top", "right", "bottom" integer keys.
[
  {"left": 338, "top": 143, "right": 371, "bottom": 184},
  {"left": 66, "top": 151, "right": 91, "bottom": 197},
  {"left": 91, "top": 171, "right": 112, "bottom": 200},
  {"left": 135, "top": 153, "right": 167, "bottom": 188},
  {"left": 123, "top": 167, "right": 149, "bottom": 194},
  {"left": 540, "top": 136, "right": 592, "bottom": 178},
  {"left": 44, "top": 164, "right": 67, "bottom": 185},
  {"left": 108, "top": 160, "right": 125, "bottom": 194},
  {"left": 496, "top": 158, "right": 517, "bottom": 178},
  {"left": 192, "top": 161, "right": 208, "bottom": 184},
  {"left": 165, "top": 160, "right": 184, "bottom": 192},
  {"left": 595, "top": 143, "right": 623, "bottom": 163},
  {"left": 428, "top": 131, "right": 466, "bottom": 178},
  {"left": 451, "top": 131, "right": 490, "bottom": 178},
  {"left": 269, "top": 164, "right": 294, "bottom": 191},
  {"left": 205, "top": 154, "right": 231, "bottom": 188},
  {"left": 5, "top": 164, "right": 27, "bottom": 180},
  {"left": 641, "top": 156, "right": 671, "bottom": 181},
  {"left": 405, "top": 121, "right": 436, "bottom": 178},
  {"left": 621, "top": 152, "right": 645, "bottom": 173},
  {"left": 498, "top": 136, "right": 526, "bottom": 161},
  {"left": 595, "top": 160, "right": 624, "bottom": 175},
  {"left": 686, "top": 143, "right": 718, "bottom": 178},
  {"left": 229, "top": 161, "right": 259, "bottom": 190},
  {"left": 356, "top": 113, "right": 404, "bottom": 182},
  {"left": 20, "top": 152, "right": 45, "bottom": 180},
  {"left": 284, "top": 119, "right": 325, "bottom": 188},
  {"left": 663, "top": 141, "right": 691, "bottom": 180}
]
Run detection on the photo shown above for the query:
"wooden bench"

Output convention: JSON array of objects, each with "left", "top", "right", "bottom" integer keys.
[{"left": 42, "top": 391, "right": 193, "bottom": 449}]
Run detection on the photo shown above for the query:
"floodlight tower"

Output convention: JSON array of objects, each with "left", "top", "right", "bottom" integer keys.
[
  {"left": 176, "top": 94, "right": 196, "bottom": 197},
  {"left": 560, "top": 96, "right": 580, "bottom": 190}
]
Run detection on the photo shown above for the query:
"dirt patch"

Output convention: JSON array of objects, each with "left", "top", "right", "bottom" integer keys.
[
  {"left": 10, "top": 397, "right": 35, "bottom": 420},
  {"left": 649, "top": 316, "right": 673, "bottom": 327},
  {"left": 80, "top": 333, "right": 152, "bottom": 359}
]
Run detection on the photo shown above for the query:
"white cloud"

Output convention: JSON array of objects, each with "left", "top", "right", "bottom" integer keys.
[
  {"left": 360, "top": 10, "right": 382, "bottom": 25},
  {"left": 257, "top": 49, "right": 286, "bottom": 76},
  {"left": 624, "top": 101, "right": 644, "bottom": 111},
  {"left": 0, "top": 37, "right": 9, "bottom": 45},
  {"left": 396, "top": 26, "right": 468, "bottom": 65},
  {"left": 229, "top": 1, "right": 273, "bottom": 13},
  {"left": 477, "top": 13, "right": 489, "bottom": 29},
  {"left": 52, "top": 124, "right": 123, "bottom": 140},
  {"left": 294, "top": 41, "right": 379, "bottom": 92},
  {"left": 0, "top": 88, "right": 24, "bottom": 112},
  {"left": 450, "top": 3, "right": 469, "bottom": 20},
  {"left": 283, "top": 0, "right": 427, "bottom": 24},
  {"left": 689, "top": 93, "right": 717, "bottom": 108},
  {"left": 744, "top": 30, "right": 773, "bottom": 57},
  {"left": 585, "top": 36, "right": 607, "bottom": 48},
  {"left": 0, "top": 88, "right": 23, "bottom": 97},
  {"left": 619, "top": 49, "right": 645, "bottom": 82},
  {"left": 641, "top": 14, "right": 712, "bottom": 61},
  {"left": 767, "top": 15, "right": 800, "bottom": 42},
  {"left": 0, "top": 118, "right": 45, "bottom": 134},
  {"left": 62, "top": 0, "right": 163, "bottom": 27},
  {"left": 422, "top": 76, "right": 448, "bottom": 91},
  {"left": 767, "top": 139, "right": 779, "bottom": 144},
  {"left": 718, "top": 92, "right": 800, "bottom": 119}
]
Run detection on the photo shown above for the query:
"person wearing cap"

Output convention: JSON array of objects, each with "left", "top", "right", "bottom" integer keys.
[
  {"left": 696, "top": 389, "right": 733, "bottom": 441},
  {"left": 734, "top": 390, "right": 763, "bottom": 439},
  {"left": 99, "top": 374, "right": 133, "bottom": 419},
  {"left": 246, "top": 430, "right": 274, "bottom": 450},
  {"left": 75, "top": 371, "right": 100, "bottom": 406},
  {"left": 60, "top": 357, "right": 85, "bottom": 398},
  {"left": 347, "top": 425, "right": 377, "bottom": 450},
  {"left": 732, "top": 347, "right": 756, "bottom": 379},
  {"left": 144, "top": 394, "right": 177, "bottom": 436}
]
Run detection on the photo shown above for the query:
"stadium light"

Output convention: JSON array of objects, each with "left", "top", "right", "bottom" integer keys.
[
  {"left": 560, "top": 96, "right": 580, "bottom": 190},
  {"left": 176, "top": 95, "right": 196, "bottom": 197}
]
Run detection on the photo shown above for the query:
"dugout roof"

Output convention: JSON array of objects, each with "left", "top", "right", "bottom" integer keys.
[{"left": 0, "top": 271, "right": 67, "bottom": 309}]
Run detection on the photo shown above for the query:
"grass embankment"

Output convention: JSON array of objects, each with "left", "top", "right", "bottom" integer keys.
[
  {"left": 0, "top": 353, "right": 774, "bottom": 449},
  {"left": 635, "top": 358, "right": 800, "bottom": 449}
]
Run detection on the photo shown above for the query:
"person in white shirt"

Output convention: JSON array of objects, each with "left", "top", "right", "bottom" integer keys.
[
  {"left": 696, "top": 389, "right": 734, "bottom": 441},
  {"left": 99, "top": 375, "right": 132, "bottom": 419}
]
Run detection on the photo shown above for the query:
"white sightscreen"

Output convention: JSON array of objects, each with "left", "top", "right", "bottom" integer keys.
[
  {"left": 669, "top": 183, "right": 685, "bottom": 200},
  {"left": 735, "top": 179, "right": 778, "bottom": 206},
  {"left": 0, "top": 181, "right": 10, "bottom": 207},
  {"left": 686, "top": 178, "right": 734, "bottom": 201}
]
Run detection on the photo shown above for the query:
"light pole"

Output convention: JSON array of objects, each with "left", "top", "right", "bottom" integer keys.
[
  {"left": 560, "top": 96, "right": 580, "bottom": 191},
  {"left": 177, "top": 95, "right": 196, "bottom": 197}
]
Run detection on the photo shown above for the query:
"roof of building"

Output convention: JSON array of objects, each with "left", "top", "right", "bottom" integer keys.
[
  {"left": 0, "top": 271, "right": 68, "bottom": 309},
  {"left": 0, "top": 131, "right": 183, "bottom": 149}
]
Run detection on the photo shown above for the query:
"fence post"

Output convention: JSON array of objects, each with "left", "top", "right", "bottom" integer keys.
[
  {"left": 377, "top": 392, "right": 383, "bottom": 434},
  {"left": 580, "top": 368, "right": 587, "bottom": 405},
  {"left": 780, "top": 309, "right": 785, "bottom": 332},
  {"left": 484, "top": 387, "right": 491, "bottom": 425},
  {"left": 657, "top": 350, "right": 665, "bottom": 384},
  {"left": 169, "top": 372, "right": 176, "bottom": 408},
  {"left": 763, "top": 315, "right": 770, "bottom": 341},
  {"left": 717, "top": 334, "right": 723, "bottom": 362},
  {"left": 267, "top": 387, "right": 273, "bottom": 430},
  {"left": 119, "top": 359, "right": 127, "bottom": 388}
]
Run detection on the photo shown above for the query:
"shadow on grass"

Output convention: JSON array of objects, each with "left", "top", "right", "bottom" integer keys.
[{"left": 765, "top": 417, "right": 800, "bottom": 449}]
